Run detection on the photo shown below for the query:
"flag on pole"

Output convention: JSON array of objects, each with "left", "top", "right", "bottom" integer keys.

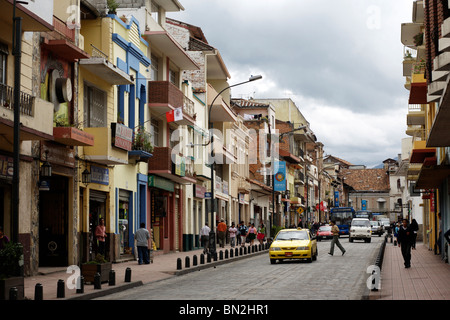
[
  {"left": 166, "top": 107, "right": 183, "bottom": 123},
  {"left": 166, "top": 109, "right": 174, "bottom": 122}
]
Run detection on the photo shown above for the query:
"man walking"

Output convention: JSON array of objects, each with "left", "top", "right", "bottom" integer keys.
[
  {"left": 397, "top": 219, "right": 414, "bottom": 268},
  {"left": 200, "top": 223, "right": 211, "bottom": 254},
  {"left": 134, "top": 223, "right": 150, "bottom": 265},
  {"left": 329, "top": 220, "right": 346, "bottom": 256}
]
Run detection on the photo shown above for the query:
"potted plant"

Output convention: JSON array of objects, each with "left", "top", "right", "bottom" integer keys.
[
  {"left": 81, "top": 254, "right": 112, "bottom": 284},
  {"left": 107, "top": 0, "right": 119, "bottom": 15},
  {"left": 413, "top": 32, "right": 423, "bottom": 47},
  {"left": 0, "top": 242, "right": 24, "bottom": 300}
]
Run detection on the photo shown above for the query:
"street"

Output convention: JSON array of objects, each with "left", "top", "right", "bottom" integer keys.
[{"left": 96, "top": 235, "right": 383, "bottom": 300}]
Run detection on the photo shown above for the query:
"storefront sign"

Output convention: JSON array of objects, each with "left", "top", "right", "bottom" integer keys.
[
  {"left": 148, "top": 174, "right": 174, "bottom": 192},
  {"left": 194, "top": 184, "right": 206, "bottom": 198},
  {"left": 0, "top": 155, "right": 13, "bottom": 180},
  {"left": 111, "top": 122, "right": 133, "bottom": 151},
  {"left": 174, "top": 155, "right": 185, "bottom": 176},
  {"left": 223, "top": 181, "right": 229, "bottom": 195},
  {"left": 91, "top": 166, "right": 109, "bottom": 185}
]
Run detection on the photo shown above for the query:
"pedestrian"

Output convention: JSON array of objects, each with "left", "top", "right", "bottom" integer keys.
[
  {"left": 217, "top": 219, "right": 227, "bottom": 248},
  {"left": 298, "top": 218, "right": 303, "bottom": 228},
  {"left": 328, "top": 220, "right": 346, "bottom": 256},
  {"left": 247, "top": 223, "right": 257, "bottom": 246},
  {"left": 200, "top": 223, "right": 210, "bottom": 254},
  {"left": 397, "top": 219, "right": 414, "bottom": 268},
  {"left": 257, "top": 223, "right": 266, "bottom": 245},
  {"left": 239, "top": 221, "right": 247, "bottom": 247},
  {"left": 95, "top": 218, "right": 107, "bottom": 256},
  {"left": 134, "top": 223, "right": 150, "bottom": 265},
  {"left": 410, "top": 219, "right": 419, "bottom": 249},
  {"left": 0, "top": 226, "right": 9, "bottom": 250},
  {"left": 229, "top": 222, "right": 238, "bottom": 248}
]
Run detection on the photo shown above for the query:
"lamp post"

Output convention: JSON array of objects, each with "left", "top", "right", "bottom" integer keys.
[{"left": 208, "top": 75, "right": 262, "bottom": 254}]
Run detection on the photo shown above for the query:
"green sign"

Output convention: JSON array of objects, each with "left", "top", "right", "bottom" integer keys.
[{"left": 148, "top": 175, "right": 175, "bottom": 192}]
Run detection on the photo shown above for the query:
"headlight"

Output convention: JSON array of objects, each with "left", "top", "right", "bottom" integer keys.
[
  {"left": 296, "top": 246, "right": 309, "bottom": 250},
  {"left": 350, "top": 229, "right": 355, "bottom": 233},
  {"left": 270, "top": 247, "right": 281, "bottom": 251}
]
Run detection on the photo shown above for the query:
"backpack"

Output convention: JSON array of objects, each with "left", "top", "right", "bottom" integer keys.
[{"left": 239, "top": 225, "right": 247, "bottom": 235}]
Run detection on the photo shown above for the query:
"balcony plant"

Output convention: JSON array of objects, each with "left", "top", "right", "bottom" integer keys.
[
  {"left": 0, "top": 242, "right": 24, "bottom": 300},
  {"left": 132, "top": 126, "right": 153, "bottom": 153},
  {"left": 107, "top": 0, "right": 119, "bottom": 14},
  {"left": 81, "top": 253, "right": 112, "bottom": 284},
  {"left": 413, "top": 32, "right": 423, "bottom": 47},
  {"left": 413, "top": 58, "right": 426, "bottom": 74}
]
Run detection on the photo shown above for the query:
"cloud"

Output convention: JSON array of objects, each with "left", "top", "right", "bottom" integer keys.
[{"left": 168, "top": 0, "right": 413, "bottom": 166}]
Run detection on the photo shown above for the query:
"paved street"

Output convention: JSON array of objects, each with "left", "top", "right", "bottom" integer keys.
[{"left": 96, "top": 236, "right": 383, "bottom": 300}]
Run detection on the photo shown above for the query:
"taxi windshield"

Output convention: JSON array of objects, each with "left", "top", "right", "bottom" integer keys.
[{"left": 276, "top": 230, "right": 308, "bottom": 241}]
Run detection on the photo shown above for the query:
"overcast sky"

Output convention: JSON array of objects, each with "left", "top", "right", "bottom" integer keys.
[{"left": 167, "top": 0, "right": 414, "bottom": 168}]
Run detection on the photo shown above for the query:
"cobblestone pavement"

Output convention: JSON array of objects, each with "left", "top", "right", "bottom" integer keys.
[{"left": 96, "top": 237, "right": 382, "bottom": 300}]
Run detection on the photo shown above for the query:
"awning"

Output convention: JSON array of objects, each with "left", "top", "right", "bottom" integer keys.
[
  {"left": 415, "top": 165, "right": 450, "bottom": 189},
  {"left": 42, "top": 39, "right": 90, "bottom": 62}
]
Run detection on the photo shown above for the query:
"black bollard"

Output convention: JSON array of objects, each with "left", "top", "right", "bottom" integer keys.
[
  {"left": 225, "top": 250, "right": 229, "bottom": 259},
  {"left": 109, "top": 270, "right": 116, "bottom": 286},
  {"left": 185, "top": 256, "right": 190, "bottom": 268},
  {"left": 35, "top": 283, "right": 43, "bottom": 300},
  {"left": 207, "top": 253, "right": 211, "bottom": 263},
  {"left": 193, "top": 255, "right": 198, "bottom": 266},
  {"left": 213, "top": 252, "right": 218, "bottom": 261},
  {"left": 219, "top": 250, "right": 223, "bottom": 260},
  {"left": 125, "top": 267, "right": 132, "bottom": 282},
  {"left": 57, "top": 279, "right": 65, "bottom": 298},
  {"left": 76, "top": 276, "right": 84, "bottom": 294},
  {"left": 94, "top": 272, "right": 101, "bottom": 289},
  {"left": 235, "top": 248, "right": 239, "bottom": 256},
  {"left": 9, "top": 287, "right": 18, "bottom": 300},
  {"left": 177, "top": 258, "right": 182, "bottom": 270},
  {"left": 200, "top": 254, "right": 205, "bottom": 264},
  {"left": 239, "top": 247, "right": 243, "bottom": 255},
  {"left": 244, "top": 246, "right": 247, "bottom": 254},
  {"left": 230, "top": 249, "right": 233, "bottom": 258}
]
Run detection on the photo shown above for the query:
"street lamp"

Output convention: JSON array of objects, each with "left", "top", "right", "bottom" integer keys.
[{"left": 208, "top": 75, "right": 262, "bottom": 254}]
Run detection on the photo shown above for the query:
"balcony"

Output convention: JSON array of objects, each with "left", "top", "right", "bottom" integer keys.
[
  {"left": 148, "top": 147, "right": 195, "bottom": 184},
  {"left": 53, "top": 127, "right": 94, "bottom": 146},
  {"left": 79, "top": 45, "right": 133, "bottom": 85},
  {"left": 83, "top": 123, "right": 132, "bottom": 165},
  {"left": 238, "top": 178, "right": 251, "bottom": 194},
  {"left": 410, "top": 140, "right": 436, "bottom": 163},
  {"left": 128, "top": 126, "right": 153, "bottom": 163},
  {"left": 207, "top": 83, "right": 237, "bottom": 123},
  {"left": 0, "top": 83, "right": 53, "bottom": 146},
  {"left": 406, "top": 104, "right": 425, "bottom": 126},
  {"left": 401, "top": 23, "right": 423, "bottom": 49}
]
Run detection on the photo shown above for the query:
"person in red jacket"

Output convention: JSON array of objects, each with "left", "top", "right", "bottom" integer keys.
[{"left": 217, "top": 219, "right": 227, "bottom": 248}]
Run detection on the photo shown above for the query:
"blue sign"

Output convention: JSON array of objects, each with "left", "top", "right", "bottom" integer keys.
[
  {"left": 91, "top": 166, "right": 109, "bottom": 185},
  {"left": 334, "top": 191, "right": 339, "bottom": 207},
  {"left": 274, "top": 161, "right": 286, "bottom": 192},
  {"left": 361, "top": 200, "right": 367, "bottom": 211}
]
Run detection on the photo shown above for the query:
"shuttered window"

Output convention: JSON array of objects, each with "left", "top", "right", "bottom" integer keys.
[{"left": 84, "top": 83, "right": 107, "bottom": 127}]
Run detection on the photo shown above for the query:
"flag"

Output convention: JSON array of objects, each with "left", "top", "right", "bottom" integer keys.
[
  {"left": 174, "top": 107, "right": 183, "bottom": 121},
  {"left": 166, "top": 110, "right": 174, "bottom": 122}
]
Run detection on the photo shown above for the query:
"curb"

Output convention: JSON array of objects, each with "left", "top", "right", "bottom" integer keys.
[{"left": 67, "top": 245, "right": 269, "bottom": 300}]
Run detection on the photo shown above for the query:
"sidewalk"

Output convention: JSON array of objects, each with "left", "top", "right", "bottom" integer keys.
[
  {"left": 368, "top": 241, "right": 450, "bottom": 300},
  {"left": 22, "top": 242, "right": 267, "bottom": 300}
]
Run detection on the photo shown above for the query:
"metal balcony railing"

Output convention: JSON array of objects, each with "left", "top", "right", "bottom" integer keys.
[{"left": 0, "top": 83, "right": 34, "bottom": 116}]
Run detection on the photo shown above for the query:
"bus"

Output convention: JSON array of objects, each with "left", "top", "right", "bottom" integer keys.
[
  {"left": 329, "top": 207, "right": 355, "bottom": 235},
  {"left": 354, "top": 210, "right": 373, "bottom": 220}
]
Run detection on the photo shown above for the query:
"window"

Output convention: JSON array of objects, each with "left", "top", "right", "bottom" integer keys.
[
  {"left": 84, "top": 83, "right": 107, "bottom": 127},
  {"left": 150, "top": 118, "right": 159, "bottom": 147},
  {"left": 169, "top": 69, "right": 177, "bottom": 85},
  {"left": 0, "top": 43, "right": 8, "bottom": 84},
  {"left": 151, "top": 2, "right": 160, "bottom": 24},
  {"left": 150, "top": 54, "right": 159, "bottom": 81}
]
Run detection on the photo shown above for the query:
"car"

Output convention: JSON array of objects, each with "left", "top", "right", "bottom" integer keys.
[
  {"left": 370, "top": 221, "right": 383, "bottom": 237},
  {"left": 349, "top": 218, "right": 372, "bottom": 243},
  {"left": 316, "top": 225, "right": 333, "bottom": 241},
  {"left": 269, "top": 228, "right": 318, "bottom": 264},
  {"left": 379, "top": 219, "right": 391, "bottom": 233}
]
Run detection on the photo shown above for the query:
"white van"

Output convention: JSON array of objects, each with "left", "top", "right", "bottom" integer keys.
[{"left": 349, "top": 218, "right": 372, "bottom": 243}]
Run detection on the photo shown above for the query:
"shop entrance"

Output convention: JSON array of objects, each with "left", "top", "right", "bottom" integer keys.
[
  {"left": 39, "top": 175, "right": 68, "bottom": 267},
  {"left": 89, "top": 190, "right": 107, "bottom": 260},
  {"left": 118, "top": 190, "right": 131, "bottom": 255}
]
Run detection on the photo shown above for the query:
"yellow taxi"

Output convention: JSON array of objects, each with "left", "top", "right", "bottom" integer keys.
[{"left": 269, "top": 228, "right": 318, "bottom": 264}]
